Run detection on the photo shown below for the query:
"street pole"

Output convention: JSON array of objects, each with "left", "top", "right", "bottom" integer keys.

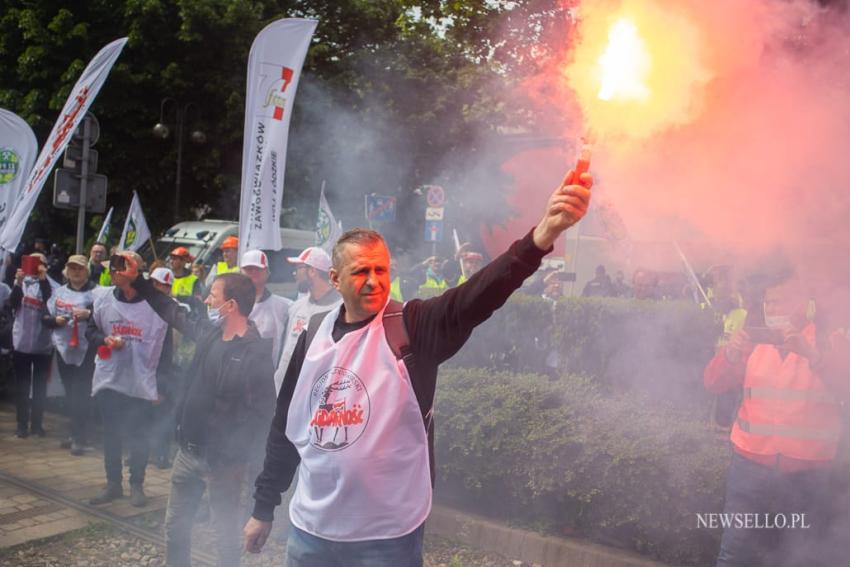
[
  {"left": 75, "top": 117, "right": 91, "bottom": 254},
  {"left": 174, "top": 105, "right": 184, "bottom": 222}
]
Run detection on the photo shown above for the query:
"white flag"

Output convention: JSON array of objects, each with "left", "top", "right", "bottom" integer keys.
[
  {"left": 238, "top": 18, "right": 317, "bottom": 260},
  {"left": 96, "top": 206, "right": 114, "bottom": 244},
  {"left": 0, "top": 38, "right": 127, "bottom": 252},
  {"left": 316, "top": 183, "right": 342, "bottom": 253},
  {"left": 118, "top": 192, "right": 152, "bottom": 252},
  {"left": 0, "top": 109, "right": 38, "bottom": 241}
]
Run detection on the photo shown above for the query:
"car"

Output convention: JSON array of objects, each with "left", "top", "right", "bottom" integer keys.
[{"left": 144, "top": 220, "right": 317, "bottom": 299}]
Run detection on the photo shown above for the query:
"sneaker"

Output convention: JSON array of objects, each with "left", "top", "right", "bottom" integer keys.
[
  {"left": 60, "top": 437, "right": 72, "bottom": 449},
  {"left": 14, "top": 428, "right": 28, "bottom": 439},
  {"left": 89, "top": 483, "right": 123, "bottom": 505},
  {"left": 70, "top": 442, "right": 85, "bottom": 456},
  {"left": 129, "top": 484, "right": 147, "bottom": 508}
]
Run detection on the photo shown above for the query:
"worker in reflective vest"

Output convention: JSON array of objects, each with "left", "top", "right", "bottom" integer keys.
[
  {"left": 704, "top": 275, "right": 846, "bottom": 567},
  {"left": 205, "top": 235, "right": 240, "bottom": 288},
  {"left": 169, "top": 247, "right": 202, "bottom": 314}
]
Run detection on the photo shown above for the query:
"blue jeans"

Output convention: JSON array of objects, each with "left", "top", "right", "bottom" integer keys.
[
  {"left": 285, "top": 523, "right": 424, "bottom": 567},
  {"left": 716, "top": 453, "right": 832, "bottom": 567}
]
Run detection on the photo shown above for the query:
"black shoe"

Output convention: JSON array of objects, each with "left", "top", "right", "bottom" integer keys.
[
  {"left": 89, "top": 483, "right": 123, "bottom": 505},
  {"left": 15, "top": 428, "right": 28, "bottom": 439},
  {"left": 70, "top": 442, "right": 85, "bottom": 456},
  {"left": 31, "top": 427, "right": 46, "bottom": 438},
  {"left": 60, "top": 437, "right": 72, "bottom": 449},
  {"left": 129, "top": 484, "right": 147, "bottom": 508}
]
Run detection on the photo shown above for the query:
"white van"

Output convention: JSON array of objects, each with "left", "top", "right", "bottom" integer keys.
[{"left": 147, "top": 220, "right": 317, "bottom": 299}]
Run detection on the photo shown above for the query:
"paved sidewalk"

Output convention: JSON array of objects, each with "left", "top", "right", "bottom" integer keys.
[{"left": 0, "top": 403, "right": 172, "bottom": 548}]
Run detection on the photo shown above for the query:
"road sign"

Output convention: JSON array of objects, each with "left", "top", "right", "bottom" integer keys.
[
  {"left": 425, "top": 207, "right": 444, "bottom": 221},
  {"left": 365, "top": 194, "right": 396, "bottom": 223},
  {"left": 424, "top": 220, "right": 443, "bottom": 242},
  {"left": 72, "top": 113, "right": 100, "bottom": 146},
  {"left": 63, "top": 146, "right": 98, "bottom": 173},
  {"left": 53, "top": 169, "right": 108, "bottom": 213},
  {"left": 425, "top": 185, "right": 445, "bottom": 208}
]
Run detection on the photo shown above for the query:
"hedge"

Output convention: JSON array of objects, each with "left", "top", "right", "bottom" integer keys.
[
  {"left": 448, "top": 296, "right": 722, "bottom": 409},
  {"left": 434, "top": 368, "right": 728, "bottom": 566}
]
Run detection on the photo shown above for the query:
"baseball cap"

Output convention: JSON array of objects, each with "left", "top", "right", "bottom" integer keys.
[
  {"left": 241, "top": 249, "right": 269, "bottom": 270},
  {"left": 151, "top": 267, "right": 174, "bottom": 285},
  {"left": 287, "top": 246, "right": 332, "bottom": 273},
  {"left": 66, "top": 255, "right": 89, "bottom": 268},
  {"left": 221, "top": 235, "right": 239, "bottom": 250}
]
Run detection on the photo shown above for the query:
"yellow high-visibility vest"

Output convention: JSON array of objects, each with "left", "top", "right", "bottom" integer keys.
[{"left": 172, "top": 274, "right": 198, "bottom": 297}]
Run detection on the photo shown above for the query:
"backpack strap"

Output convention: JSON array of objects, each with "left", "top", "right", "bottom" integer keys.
[
  {"left": 382, "top": 300, "right": 414, "bottom": 368},
  {"left": 304, "top": 311, "right": 331, "bottom": 352}
]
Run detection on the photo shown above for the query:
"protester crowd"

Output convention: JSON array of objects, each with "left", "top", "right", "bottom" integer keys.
[{"left": 0, "top": 211, "right": 847, "bottom": 567}]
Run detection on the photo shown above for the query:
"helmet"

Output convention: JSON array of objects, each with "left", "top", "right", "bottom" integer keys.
[
  {"left": 169, "top": 246, "right": 193, "bottom": 260},
  {"left": 221, "top": 235, "right": 239, "bottom": 250}
]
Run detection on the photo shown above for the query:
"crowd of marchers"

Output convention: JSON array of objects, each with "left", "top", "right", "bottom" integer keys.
[{"left": 1, "top": 197, "right": 848, "bottom": 567}]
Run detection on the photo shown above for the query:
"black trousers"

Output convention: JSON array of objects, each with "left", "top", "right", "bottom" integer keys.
[
  {"left": 151, "top": 394, "right": 176, "bottom": 460},
  {"left": 57, "top": 350, "right": 95, "bottom": 444},
  {"left": 12, "top": 351, "right": 51, "bottom": 432},
  {"left": 96, "top": 388, "right": 152, "bottom": 486}
]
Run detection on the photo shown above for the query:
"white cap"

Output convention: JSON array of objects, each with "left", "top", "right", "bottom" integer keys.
[
  {"left": 151, "top": 267, "right": 174, "bottom": 285},
  {"left": 241, "top": 249, "right": 269, "bottom": 270},
  {"left": 287, "top": 246, "right": 332, "bottom": 272}
]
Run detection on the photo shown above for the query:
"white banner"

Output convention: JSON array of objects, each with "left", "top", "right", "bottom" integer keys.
[
  {"left": 0, "top": 109, "right": 38, "bottom": 241},
  {"left": 96, "top": 206, "right": 114, "bottom": 244},
  {"left": 238, "top": 18, "right": 317, "bottom": 260},
  {"left": 316, "top": 182, "right": 342, "bottom": 254},
  {"left": 118, "top": 191, "right": 151, "bottom": 252},
  {"left": 0, "top": 38, "right": 127, "bottom": 252}
]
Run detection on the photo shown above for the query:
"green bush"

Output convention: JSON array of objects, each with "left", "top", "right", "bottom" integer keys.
[
  {"left": 449, "top": 296, "right": 721, "bottom": 409},
  {"left": 435, "top": 368, "right": 728, "bottom": 566}
]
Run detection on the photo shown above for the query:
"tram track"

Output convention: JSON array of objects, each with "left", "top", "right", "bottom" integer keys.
[{"left": 0, "top": 469, "right": 216, "bottom": 566}]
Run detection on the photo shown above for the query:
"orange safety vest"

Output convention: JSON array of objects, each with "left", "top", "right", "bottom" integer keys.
[{"left": 731, "top": 324, "right": 841, "bottom": 462}]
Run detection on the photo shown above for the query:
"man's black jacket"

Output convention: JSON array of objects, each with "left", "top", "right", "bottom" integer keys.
[{"left": 134, "top": 276, "right": 276, "bottom": 466}]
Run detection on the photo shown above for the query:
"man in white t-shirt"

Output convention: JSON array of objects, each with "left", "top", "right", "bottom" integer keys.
[
  {"left": 273, "top": 247, "right": 340, "bottom": 393},
  {"left": 242, "top": 250, "right": 292, "bottom": 365}
]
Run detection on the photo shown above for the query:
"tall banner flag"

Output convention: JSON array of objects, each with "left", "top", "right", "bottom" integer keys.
[
  {"left": 238, "top": 19, "right": 317, "bottom": 260},
  {"left": 96, "top": 206, "right": 114, "bottom": 244},
  {"left": 118, "top": 192, "right": 152, "bottom": 252},
  {"left": 316, "top": 182, "right": 342, "bottom": 253},
  {"left": 0, "top": 109, "right": 38, "bottom": 241},
  {"left": 0, "top": 38, "right": 127, "bottom": 252}
]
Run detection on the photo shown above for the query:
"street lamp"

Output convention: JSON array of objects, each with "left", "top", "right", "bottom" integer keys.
[{"left": 153, "top": 98, "right": 206, "bottom": 221}]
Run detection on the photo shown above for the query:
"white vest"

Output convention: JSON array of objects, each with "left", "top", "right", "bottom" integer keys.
[
  {"left": 91, "top": 287, "right": 168, "bottom": 401},
  {"left": 12, "top": 278, "right": 52, "bottom": 354},
  {"left": 274, "top": 293, "right": 342, "bottom": 393},
  {"left": 47, "top": 285, "right": 95, "bottom": 366},
  {"left": 249, "top": 292, "right": 292, "bottom": 364},
  {"left": 286, "top": 303, "right": 431, "bottom": 542}
]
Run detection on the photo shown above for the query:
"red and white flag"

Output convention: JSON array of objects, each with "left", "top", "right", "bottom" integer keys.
[
  {"left": 238, "top": 19, "right": 317, "bottom": 260},
  {"left": 0, "top": 37, "right": 127, "bottom": 252}
]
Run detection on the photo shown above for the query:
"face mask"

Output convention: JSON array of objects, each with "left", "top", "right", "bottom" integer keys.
[
  {"left": 764, "top": 314, "right": 794, "bottom": 332},
  {"left": 207, "top": 300, "right": 230, "bottom": 325}
]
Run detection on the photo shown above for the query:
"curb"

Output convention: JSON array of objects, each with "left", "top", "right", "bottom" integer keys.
[{"left": 426, "top": 505, "right": 668, "bottom": 567}]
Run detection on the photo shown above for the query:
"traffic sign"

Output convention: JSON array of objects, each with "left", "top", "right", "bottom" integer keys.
[
  {"left": 425, "top": 207, "right": 444, "bottom": 221},
  {"left": 72, "top": 113, "right": 100, "bottom": 146},
  {"left": 425, "top": 185, "right": 445, "bottom": 208},
  {"left": 365, "top": 194, "right": 396, "bottom": 223},
  {"left": 63, "top": 146, "right": 98, "bottom": 173},
  {"left": 53, "top": 169, "right": 107, "bottom": 213},
  {"left": 424, "top": 220, "right": 443, "bottom": 242}
]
